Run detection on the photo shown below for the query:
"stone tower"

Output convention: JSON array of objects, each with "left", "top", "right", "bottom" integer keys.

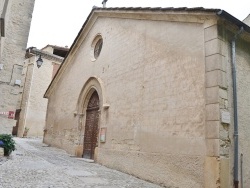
[{"left": 0, "top": 0, "right": 35, "bottom": 134}]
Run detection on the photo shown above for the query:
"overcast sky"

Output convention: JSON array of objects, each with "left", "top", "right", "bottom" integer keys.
[{"left": 27, "top": 0, "right": 250, "bottom": 49}]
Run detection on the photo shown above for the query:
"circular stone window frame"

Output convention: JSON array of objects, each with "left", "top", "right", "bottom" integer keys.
[{"left": 91, "top": 34, "right": 103, "bottom": 61}]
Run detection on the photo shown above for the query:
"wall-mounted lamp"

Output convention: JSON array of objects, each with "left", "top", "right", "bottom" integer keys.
[{"left": 36, "top": 55, "right": 43, "bottom": 68}]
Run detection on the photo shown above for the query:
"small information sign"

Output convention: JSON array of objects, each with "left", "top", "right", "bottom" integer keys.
[
  {"left": 221, "top": 111, "right": 230, "bottom": 124},
  {"left": 100, "top": 127, "right": 107, "bottom": 143},
  {"left": 8, "top": 111, "right": 15, "bottom": 119}
]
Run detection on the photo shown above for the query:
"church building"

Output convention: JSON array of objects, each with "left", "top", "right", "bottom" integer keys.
[{"left": 43, "top": 7, "right": 250, "bottom": 188}]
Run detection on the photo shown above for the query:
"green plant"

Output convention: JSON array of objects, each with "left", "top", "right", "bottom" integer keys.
[{"left": 0, "top": 134, "right": 16, "bottom": 156}]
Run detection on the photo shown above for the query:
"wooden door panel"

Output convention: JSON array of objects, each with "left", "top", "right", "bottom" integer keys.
[{"left": 83, "top": 91, "right": 100, "bottom": 159}]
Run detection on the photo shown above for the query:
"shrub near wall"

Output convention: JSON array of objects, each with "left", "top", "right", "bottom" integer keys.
[{"left": 0, "top": 134, "right": 16, "bottom": 156}]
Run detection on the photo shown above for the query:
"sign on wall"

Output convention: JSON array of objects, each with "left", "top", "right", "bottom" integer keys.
[
  {"left": 100, "top": 127, "right": 107, "bottom": 143},
  {"left": 221, "top": 111, "right": 230, "bottom": 124},
  {"left": 0, "top": 111, "right": 15, "bottom": 119},
  {"left": 8, "top": 111, "right": 15, "bottom": 119}
]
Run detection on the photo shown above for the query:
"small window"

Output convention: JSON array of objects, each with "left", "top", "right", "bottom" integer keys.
[
  {"left": 94, "top": 38, "right": 103, "bottom": 59},
  {"left": 91, "top": 34, "right": 103, "bottom": 61}
]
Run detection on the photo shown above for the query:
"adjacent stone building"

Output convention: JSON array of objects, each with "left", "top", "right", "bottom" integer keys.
[
  {"left": 243, "top": 14, "right": 250, "bottom": 25},
  {"left": 43, "top": 7, "right": 250, "bottom": 188},
  {"left": 0, "top": 0, "right": 35, "bottom": 134},
  {"left": 15, "top": 45, "right": 68, "bottom": 137}
]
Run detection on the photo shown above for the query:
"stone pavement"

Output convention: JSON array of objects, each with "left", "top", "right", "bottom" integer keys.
[{"left": 0, "top": 138, "right": 162, "bottom": 188}]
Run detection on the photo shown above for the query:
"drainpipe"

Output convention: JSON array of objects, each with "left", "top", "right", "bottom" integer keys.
[
  {"left": 241, "top": 153, "right": 243, "bottom": 188},
  {"left": 231, "top": 26, "right": 244, "bottom": 188}
]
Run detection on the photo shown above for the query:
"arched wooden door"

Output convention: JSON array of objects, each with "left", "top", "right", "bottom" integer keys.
[{"left": 83, "top": 91, "right": 100, "bottom": 159}]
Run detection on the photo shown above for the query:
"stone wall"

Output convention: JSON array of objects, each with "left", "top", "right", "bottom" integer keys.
[
  {"left": 241, "top": 23, "right": 250, "bottom": 188},
  {"left": 206, "top": 22, "right": 250, "bottom": 188},
  {"left": 243, "top": 15, "right": 250, "bottom": 26},
  {"left": 235, "top": 40, "right": 250, "bottom": 187},
  {"left": 203, "top": 22, "right": 232, "bottom": 187},
  {"left": 17, "top": 57, "right": 34, "bottom": 137},
  {"left": 0, "top": 0, "right": 35, "bottom": 134},
  {"left": 44, "top": 14, "right": 208, "bottom": 187}
]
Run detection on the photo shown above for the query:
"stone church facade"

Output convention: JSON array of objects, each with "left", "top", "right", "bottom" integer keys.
[
  {"left": 0, "top": 0, "right": 35, "bottom": 134},
  {"left": 44, "top": 7, "right": 250, "bottom": 188}
]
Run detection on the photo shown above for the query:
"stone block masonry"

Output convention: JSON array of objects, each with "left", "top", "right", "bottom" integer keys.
[
  {"left": 204, "top": 23, "right": 230, "bottom": 188},
  {"left": 0, "top": 0, "right": 35, "bottom": 134}
]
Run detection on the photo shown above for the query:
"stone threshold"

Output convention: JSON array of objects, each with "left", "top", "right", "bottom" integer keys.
[
  {"left": 69, "top": 155, "right": 95, "bottom": 163},
  {"left": 76, "top": 158, "right": 94, "bottom": 163}
]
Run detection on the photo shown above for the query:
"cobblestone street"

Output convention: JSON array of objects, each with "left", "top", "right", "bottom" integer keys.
[{"left": 0, "top": 138, "right": 161, "bottom": 188}]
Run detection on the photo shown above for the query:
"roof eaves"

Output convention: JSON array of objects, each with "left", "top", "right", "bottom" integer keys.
[
  {"left": 217, "top": 10, "right": 250, "bottom": 33},
  {"left": 47, "top": 45, "right": 69, "bottom": 51},
  {"left": 27, "top": 47, "right": 64, "bottom": 62},
  {"left": 41, "top": 44, "right": 69, "bottom": 51},
  {"left": 92, "top": 6, "right": 221, "bottom": 13}
]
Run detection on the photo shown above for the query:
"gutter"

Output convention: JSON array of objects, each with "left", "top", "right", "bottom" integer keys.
[{"left": 217, "top": 10, "right": 250, "bottom": 33}]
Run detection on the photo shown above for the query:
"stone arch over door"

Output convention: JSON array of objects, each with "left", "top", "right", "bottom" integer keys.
[{"left": 76, "top": 77, "right": 108, "bottom": 159}]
